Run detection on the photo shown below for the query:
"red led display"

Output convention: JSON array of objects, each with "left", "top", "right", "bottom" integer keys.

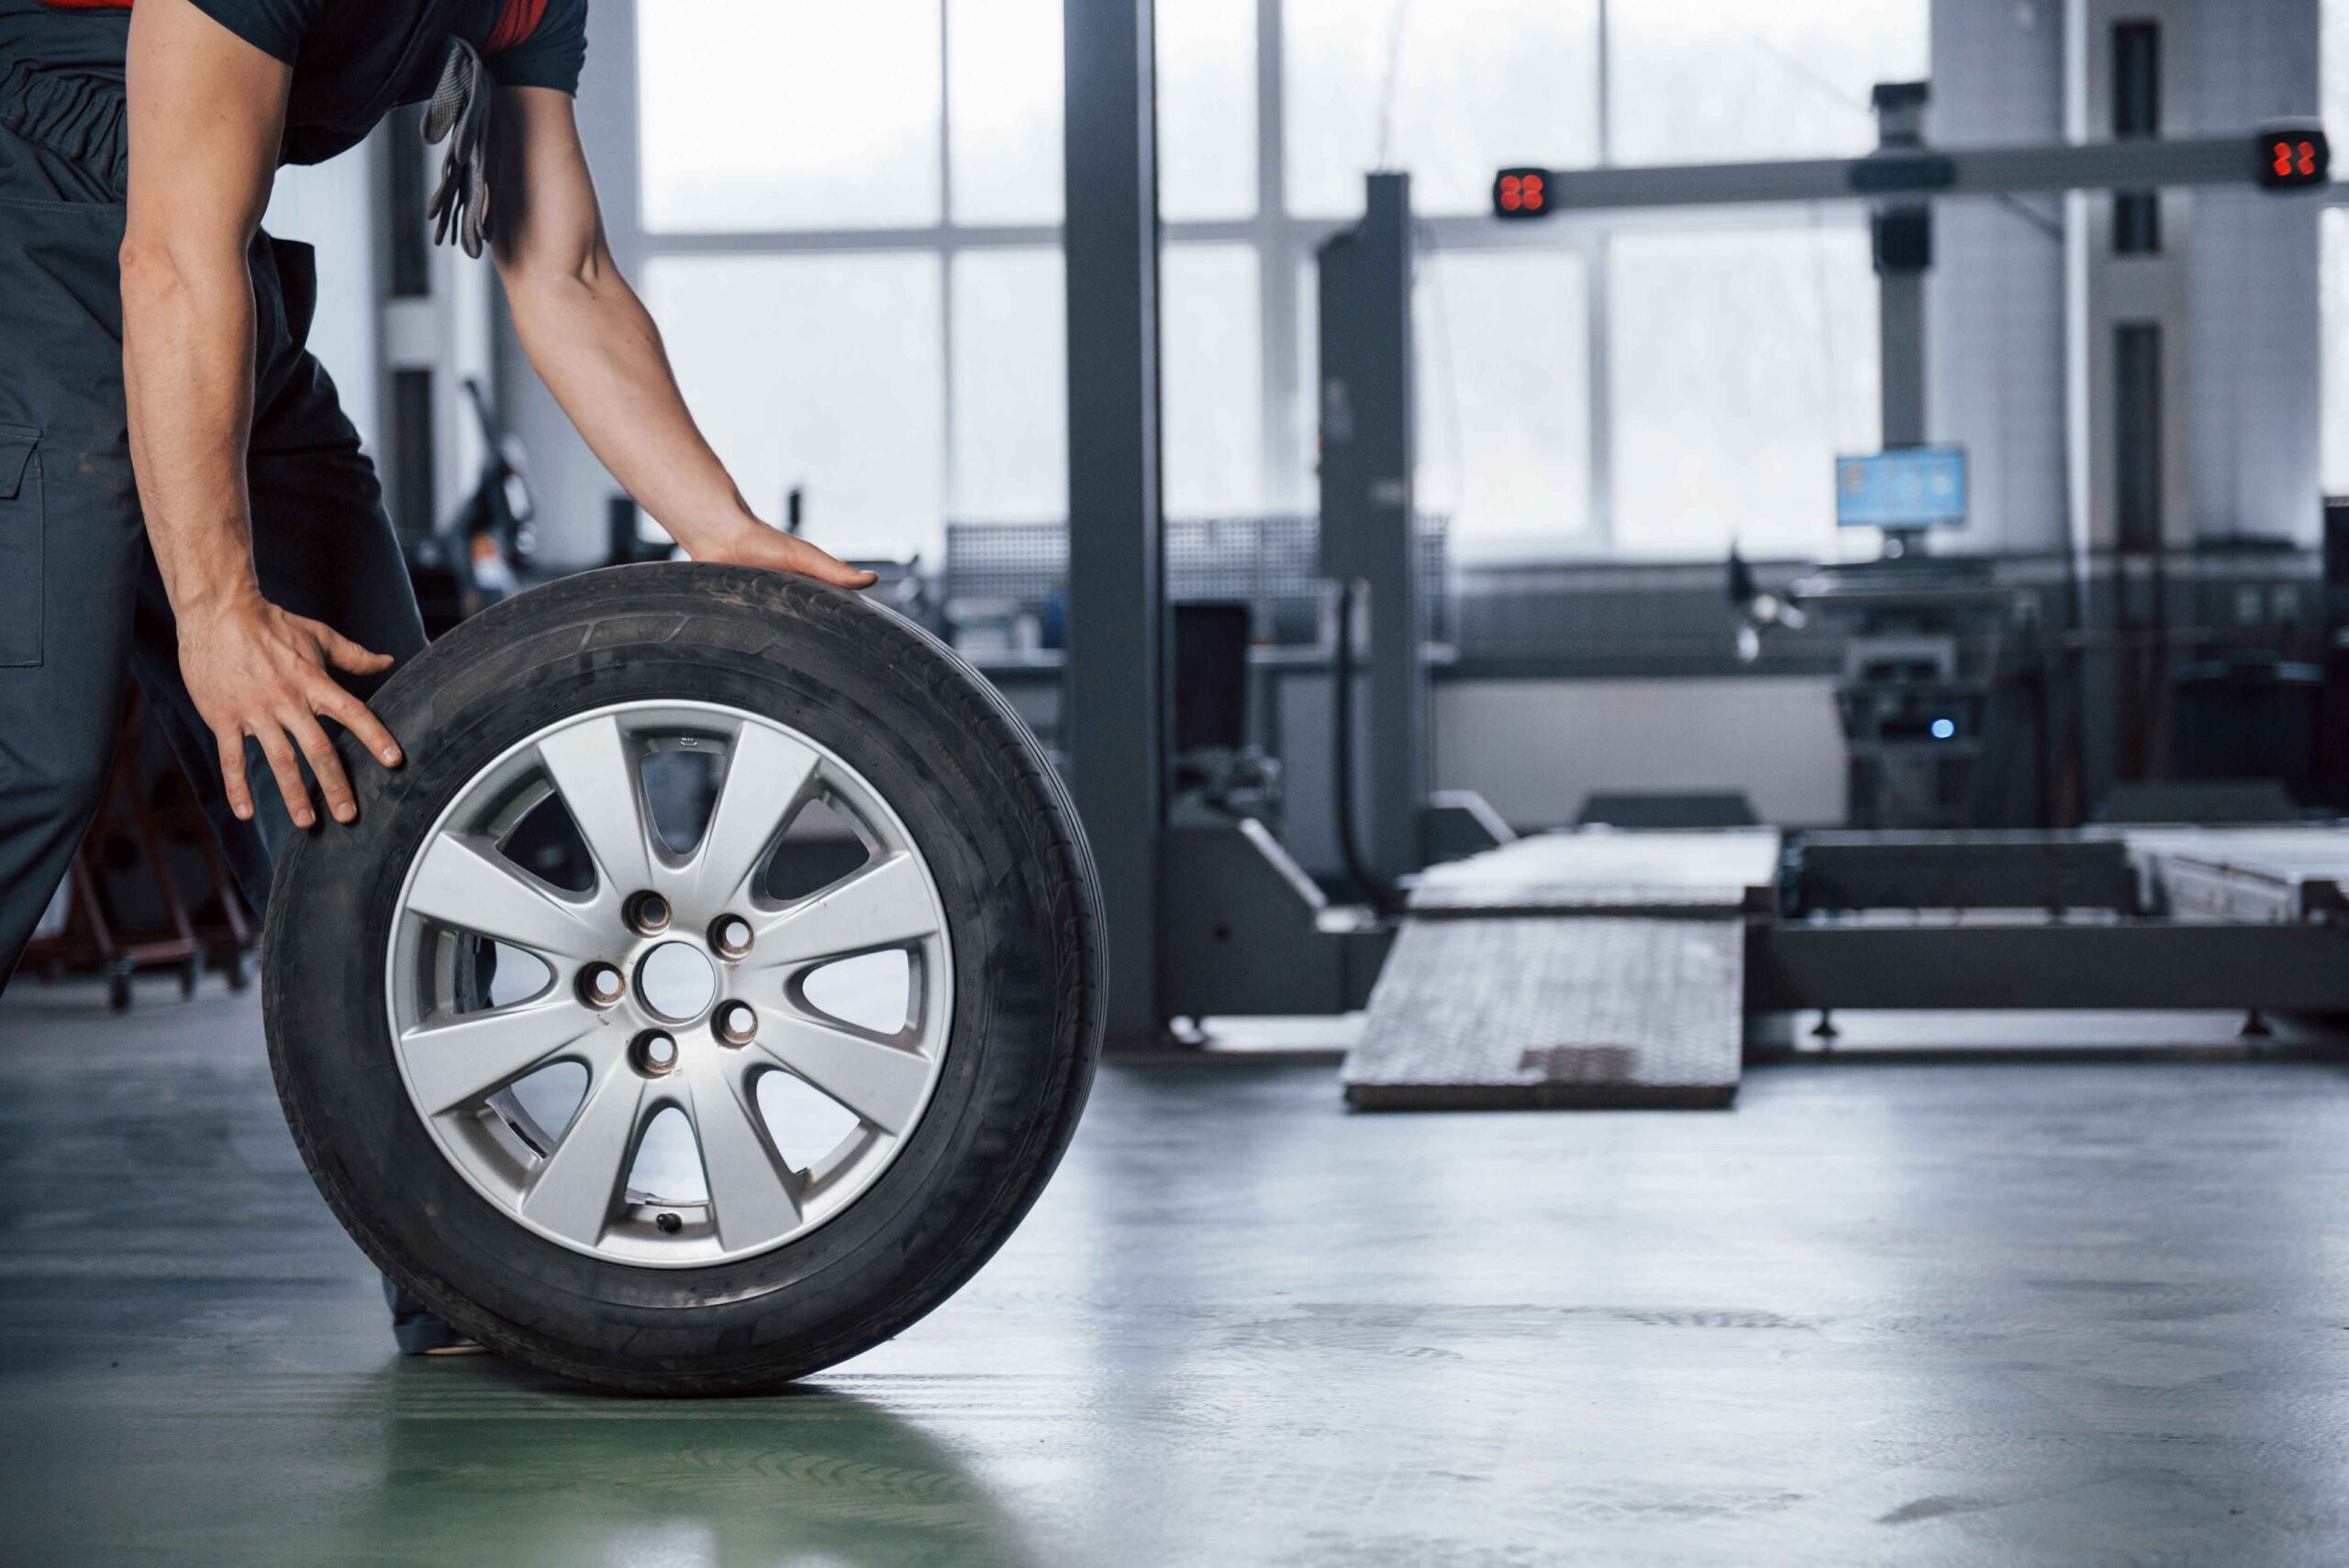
[
  {"left": 2256, "top": 128, "right": 2330, "bottom": 189},
  {"left": 1492, "top": 167, "right": 1553, "bottom": 220}
]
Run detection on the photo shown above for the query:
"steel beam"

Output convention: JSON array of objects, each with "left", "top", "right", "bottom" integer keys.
[
  {"left": 1063, "top": 0, "right": 1164, "bottom": 1042},
  {"left": 1878, "top": 268, "right": 1928, "bottom": 447},
  {"left": 1530, "top": 135, "right": 2299, "bottom": 212},
  {"left": 1749, "top": 920, "right": 2349, "bottom": 1011}
]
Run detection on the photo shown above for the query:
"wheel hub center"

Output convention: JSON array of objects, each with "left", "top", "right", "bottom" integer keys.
[{"left": 637, "top": 940, "right": 717, "bottom": 1022}]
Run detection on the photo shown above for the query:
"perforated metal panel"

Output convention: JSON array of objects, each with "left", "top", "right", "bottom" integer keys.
[{"left": 942, "top": 515, "right": 1451, "bottom": 641}]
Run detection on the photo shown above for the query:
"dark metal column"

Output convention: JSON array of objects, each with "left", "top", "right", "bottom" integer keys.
[
  {"left": 1063, "top": 0, "right": 1164, "bottom": 1042},
  {"left": 1877, "top": 265, "right": 1928, "bottom": 446},
  {"left": 1317, "top": 173, "right": 1427, "bottom": 889},
  {"left": 1870, "top": 83, "right": 1932, "bottom": 449}
]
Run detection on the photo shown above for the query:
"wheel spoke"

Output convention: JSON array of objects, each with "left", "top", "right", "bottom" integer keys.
[
  {"left": 683, "top": 1055, "right": 802, "bottom": 1250},
  {"left": 537, "top": 715, "right": 657, "bottom": 895},
  {"left": 751, "top": 1006, "right": 930, "bottom": 1135},
  {"left": 686, "top": 722, "right": 820, "bottom": 911},
  {"left": 748, "top": 852, "right": 937, "bottom": 969},
  {"left": 406, "top": 832, "right": 607, "bottom": 960},
  {"left": 399, "top": 999, "right": 609, "bottom": 1115},
  {"left": 519, "top": 1063, "right": 651, "bottom": 1247}
]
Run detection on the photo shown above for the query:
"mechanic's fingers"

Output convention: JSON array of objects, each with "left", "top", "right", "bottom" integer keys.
[
  {"left": 797, "top": 545, "right": 879, "bottom": 589},
  {"left": 312, "top": 622, "right": 395, "bottom": 676},
  {"left": 217, "top": 729, "right": 254, "bottom": 822},
  {"left": 314, "top": 682, "right": 403, "bottom": 768},
  {"left": 289, "top": 711, "right": 358, "bottom": 825},
  {"left": 255, "top": 726, "right": 317, "bottom": 829}
]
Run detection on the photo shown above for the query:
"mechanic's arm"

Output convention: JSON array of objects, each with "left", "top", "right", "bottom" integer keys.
[
  {"left": 486, "top": 86, "right": 874, "bottom": 587},
  {"left": 121, "top": 0, "right": 403, "bottom": 829}
]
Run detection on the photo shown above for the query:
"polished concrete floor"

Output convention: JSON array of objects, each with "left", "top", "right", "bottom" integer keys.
[{"left": 4, "top": 980, "right": 2348, "bottom": 1566}]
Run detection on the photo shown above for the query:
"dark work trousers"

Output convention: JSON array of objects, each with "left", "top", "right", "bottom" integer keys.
[
  {"left": 1, "top": 72, "right": 446, "bottom": 1351},
  {"left": 0, "top": 68, "right": 428, "bottom": 986}
]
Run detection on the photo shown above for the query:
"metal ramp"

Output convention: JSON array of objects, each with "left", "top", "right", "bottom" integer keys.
[
  {"left": 2121, "top": 828, "right": 2349, "bottom": 925},
  {"left": 1343, "top": 830, "right": 1781, "bottom": 1110}
]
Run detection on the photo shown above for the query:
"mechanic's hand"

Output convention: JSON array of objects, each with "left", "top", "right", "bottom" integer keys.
[
  {"left": 179, "top": 595, "right": 405, "bottom": 829},
  {"left": 694, "top": 518, "right": 879, "bottom": 588}
]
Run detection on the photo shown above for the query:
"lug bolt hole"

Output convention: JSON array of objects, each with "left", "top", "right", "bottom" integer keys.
[
  {"left": 632, "top": 1029, "right": 680, "bottom": 1076},
  {"left": 714, "top": 1000, "right": 759, "bottom": 1047},
  {"left": 626, "top": 891, "right": 673, "bottom": 937},
  {"left": 710, "top": 914, "right": 753, "bottom": 960},
  {"left": 579, "top": 962, "right": 626, "bottom": 1008}
]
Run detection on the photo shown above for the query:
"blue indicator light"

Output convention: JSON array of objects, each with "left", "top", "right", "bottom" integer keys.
[{"left": 1930, "top": 717, "right": 1956, "bottom": 740}]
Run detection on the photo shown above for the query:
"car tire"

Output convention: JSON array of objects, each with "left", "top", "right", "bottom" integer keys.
[{"left": 262, "top": 563, "right": 1102, "bottom": 1394}]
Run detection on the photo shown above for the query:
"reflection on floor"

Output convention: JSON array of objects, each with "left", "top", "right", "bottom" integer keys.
[{"left": 4, "top": 977, "right": 2347, "bottom": 1565}]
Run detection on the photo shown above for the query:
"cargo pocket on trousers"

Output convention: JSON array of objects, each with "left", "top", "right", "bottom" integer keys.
[{"left": 0, "top": 424, "right": 41, "bottom": 667}]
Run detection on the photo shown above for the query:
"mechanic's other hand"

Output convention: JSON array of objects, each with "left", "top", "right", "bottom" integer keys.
[
  {"left": 695, "top": 519, "right": 878, "bottom": 589},
  {"left": 179, "top": 594, "right": 405, "bottom": 829}
]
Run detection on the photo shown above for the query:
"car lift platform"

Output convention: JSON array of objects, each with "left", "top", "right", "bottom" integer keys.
[
  {"left": 1343, "top": 830, "right": 1781, "bottom": 1110},
  {"left": 1341, "top": 824, "right": 2349, "bottom": 1111}
]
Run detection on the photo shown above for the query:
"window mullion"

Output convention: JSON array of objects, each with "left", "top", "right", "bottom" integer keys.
[
  {"left": 939, "top": 0, "right": 959, "bottom": 531},
  {"left": 1255, "top": 0, "right": 1295, "bottom": 514},
  {"left": 1585, "top": 220, "right": 1613, "bottom": 549}
]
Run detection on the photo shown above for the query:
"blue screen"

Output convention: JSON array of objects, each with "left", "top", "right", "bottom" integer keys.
[{"left": 1835, "top": 448, "right": 1967, "bottom": 528}]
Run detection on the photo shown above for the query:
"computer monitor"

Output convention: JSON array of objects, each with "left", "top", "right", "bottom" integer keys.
[{"left": 1836, "top": 447, "right": 1967, "bottom": 530}]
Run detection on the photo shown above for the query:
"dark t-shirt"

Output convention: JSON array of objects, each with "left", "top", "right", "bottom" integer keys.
[{"left": 0, "top": 0, "right": 586, "bottom": 165}]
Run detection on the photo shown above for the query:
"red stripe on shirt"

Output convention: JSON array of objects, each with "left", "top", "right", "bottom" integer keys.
[
  {"left": 39, "top": 2, "right": 554, "bottom": 50},
  {"left": 484, "top": 0, "right": 549, "bottom": 53},
  {"left": 40, "top": 1, "right": 554, "bottom": 44}
]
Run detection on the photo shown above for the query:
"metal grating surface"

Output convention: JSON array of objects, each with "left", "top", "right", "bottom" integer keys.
[
  {"left": 1344, "top": 917, "right": 1744, "bottom": 1110},
  {"left": 943, "top": 515, "right": 1452, "bottom": 642}
]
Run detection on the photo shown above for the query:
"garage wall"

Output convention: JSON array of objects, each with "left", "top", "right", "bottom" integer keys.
[
  {"left": 1927, "top": 0, "right": 2069, "bottom": 556},
  {"left": 1431, "top": 676, "right": 1849, "bottom": 831},
  {"left": 2180, "top": 0, "right": 2323, "bottom": 545},
  {"left": 500, "top": 1, "right": 635, "bottom": 569},
  {"left": 262, "top": 153, "right": 378, "bottom": 454}
]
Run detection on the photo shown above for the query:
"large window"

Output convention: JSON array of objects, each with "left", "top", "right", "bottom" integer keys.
[
  {"left": 951, "top": 250, "right": 1067, "bottom": 521},
  {"left": 948, "top": 0, "right": 1064, "bottom": 226},
  {"left": 1415, "top": 250, "right": 1592, "bottom": 547},
  {"left": 631, "top": 0, "right": 1923, "bottom": 565},
  {"left": 1609, "top": 0, "right": 1928, "bottom": 167},
  {"left": 1158, "top": 0, "right": 1258, "bottom": 221},
  {"left": 639, "top": 0, "right": 943, "bottom": 232},
  {"left": 643, "top": 254, "right": 944, "bottom": 562},
  {"left": 1610, "top": 226, "right": 1879, "bottom": 558},
  {"left": 2330, "top": 0, "right": 2349, "bottom": 157},
  {"left": 1284, "top": 0, "right": 1601, "bottom": 218},
  {"left": 1162, "top": 245, "right": 1265, "bottom": 517},
  {"left": 635, "top": 0, "right": 1065, "bottom": 564}
]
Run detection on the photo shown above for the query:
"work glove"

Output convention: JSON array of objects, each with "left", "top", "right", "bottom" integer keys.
[{"left": 423, "top": 38, "right": 494, "bottom": 259}]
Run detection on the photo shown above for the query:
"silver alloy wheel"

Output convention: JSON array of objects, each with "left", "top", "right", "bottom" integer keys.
[{"left": 384, "top": 699, "right": 954, "bottom": 1268}]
